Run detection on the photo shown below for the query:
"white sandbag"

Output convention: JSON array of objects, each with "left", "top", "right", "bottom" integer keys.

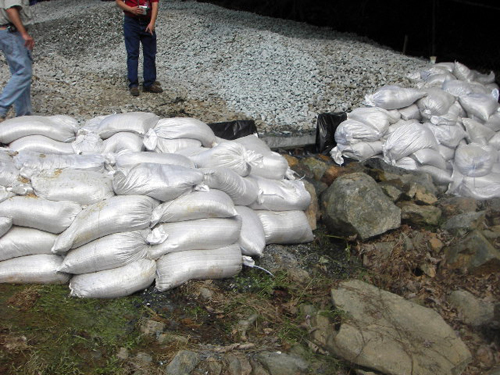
[
  {"left": 101, "top": 132, "right": 145, "bottom": 154},
  {"left": 484, "top": 112, "right": 500, "bottom": 132},
  {"left": 474, "top": 70, "right": 496, "bottom": 85},
  {"left": 411, "top": 148, "right": 448, "bottom": 170},
  {"left": 143, "top": 132, "right": 203, "bottom": 153},
  {"left": 150, "top": 189, "right": 237, "bottom": 226},
  {"left": 256, "top": 210, "right": 314, "bottom": 245},
  {"left": 0, "top": 254, "right": 69, "bottom": 284},
  {"left": 112, "top": 163, "right": 204, "bottom": 201},
  {"left": 419, "top": 72, "right": 456, "bottom": 88},
  {"left": 148, "top": 217, "right": 241, "bottom": 259},
  {"left": 448, "top": 170, "right": 500, "bottom": 200},
  {"left": 187, "top": 142, "right": 261, "bottom": 177},
  {"left": 0, "top": 151, "right": 19, "bottom": 186},
  {"left": 453, "top": 61, "right": 475, "bottom": 82},
  {"left": 9, "top": 135, "right": 75, "bottom": 154},
  {"left": 444, "top": 80, "right": 493, "bottom": 97},
  {"left": 429, "top": 101, "right": 464, "bottom": 126},
  {"left": 0, "top": 115, "right": 78, "bottom": 144},
  {"left": 459, "top": 93, "right": 499, "bottom": 122},
  {"left": 58, "top": 230, "right": 150, "bottom": 274},
  {"left": 417, "top": 87, "right": 456, "bottom": 119},
  {"left": 394, "top": 157, "right": 419, "bottom": 170},
  {"left": 235, "top": 206, "right": 266, "bottom": 258},
  {"left": 417, "top": 164, "right": 453, "bottom": 185},
  {"left": 0, "top": 186, "right": 14, "bottom": 203},
  {"left": 424, "top": 122, "right": 467, "bottom": 148},
  {"left": 249, "top": 177, "right": 311, "bottom": 211},
  {"left": 52, "top": 195, "right": 158, "bottom": 254},
  {"left": 347, "top": 107, "right": 394, "bottom": 134},
  {"left": 399, "top": 104, "right": 422, "bottom": 121},
  {"left": 155, "top": 245, "right": 242, "bottom": 291},
  {"left": 0, "top": 216, "right": 12, "bottom": 237},
  {"left": 69, "top": 258, "right": 156, "bottom": 298},
  {"left": 113, "top": 151, "right": 195, "bottom": 171},
  {"left": 201, "top": 167, "right": 259, "bottom": 206},
  {"left": 489, "top": 132, "right": 500, "bottom": 150},
  {"left": 0, "top": 226, "right": 57, "bottom": 261},
  {"left": 462, "top": 118, "right": 496, "bottom": 145},
  {"left": 233, "top": 135, "right": 290, "bottom": 180},
  {"left": 454, "top": 143, "right": 498, "bottom": 177},
  {"left": 82, "top": 112, "right": 159, "bottom": 139},
  {"left": 148, "top": 117, "right": 216, "bottom": 148},
  {"left": 363, "top": 85, "right": 426, "bottom": 110},
  {"left": 438, "top": 144, "right": 456, "bottom": 161},
  {"left": 31, "top": 169, "right": 114, "bottom": 205},
  {"left": 0, "top": 196, "right": 81, "bottom": 234},
  {"left": 383, "top": 121, "right": 439, "bottom": 164},
  {"left": 335, "top": 119, "right": 384, "bottom": 144},
  {"left": 335, "top": 141, "right": 383, "bottom": 162},
  {"left": 13, "top": 151, "right": 108, "bottom": 178},
  {"left": 71, "top": 131, "right": 104, "bottom": 154}
]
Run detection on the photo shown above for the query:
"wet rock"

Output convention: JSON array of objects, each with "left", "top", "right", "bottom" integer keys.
[
  {"left": 441, "top": 211, "right": 486, "bottom": 235},
  {"left": 254, "top": 351, "right": 309, "bottom": 375},
  {"left": 329, "top": 279, "right": 472, "bottom": 375},
  {"left": 438, "top": 196, "right": 479, "bottom": 217},
  {"left": 447, "top": 289, "right": 497, "bottom": 327},
  {"left": 300, "top": 157, "right": 329, "bottom": 180},
  {"left": 398, "top": 201, "right": 442, "bottom": 227},
  {"left": 444, "top": 230, "right": 500, "bottom": 274},
  {"left": 165, "top": 350, "right": 201, "bottom": 375},
  {"left": 320, "top": 172, "right": 401, "bottom": 240}
]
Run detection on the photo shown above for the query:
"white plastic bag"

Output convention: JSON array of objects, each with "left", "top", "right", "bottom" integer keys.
[
  {"left": 235, "top": 206, "right": 266, "bottom": 258},
  {"left": 31, "top": 168, "right": 114, "bottom": 205},
  {"left": 0, "top": 254, "right": 70, "bottom": 284},
  {"left": 335, "top": 119, "right": 385, "bottom": 145},
  {"left": 82, "top": 112, "right": 159, "bottom": 139},
  {"left": 0, "top": 226, "right": 57, "bottom": 261},
  {"left": 201, "top": 167, "right": 259, "bottom": 206},
  {"left": 0, "top": 196, "right": 81, "bottom": 234},
  {"left": 9, "top": 135, "right": 75, "bottom": 154},
  {"left": 101, "top": 132, "right": 145, "bottom": 154},
  {"left": 58, "top": 230, "right": 150, "bottom": 274},
  {"left": 453, "top": 143, "right": 498, "bottom": 177},
  {"left": 148, "top": 117, "right": 216, "bottom": 148},
  {"left": 69, "top": 259, "right": 156, "bottom": 298},
  {"left": 364, "top": 85, "right": 426, "bottom": 110},
  {"left": 113, "top": 151, "right": 195, "bottom": 171},
  {"left": 383, "top": 121, "right": 439, "bottom": 164},
  {"left": 148, "top": 217, "right": 241, "bottom": 259},
  {"left": 113, "top": 163, "right": 204, "bottom": 202},
  {"left": 52, "top": 195, "right": 158, "bottom": 253},
  {"left": 249, "top": 177, "right": 311, "bottom": 211},
  {"left": 155, "top": 245, "right": 242, "bottom": 291},
  {"left": 0, "top": 216, "right": 12, "bottom": 237},
  {"left": 0, "top": 115, "right": 78, "bottom": 143},
  {"left": 459, "top": 93, "right": 499, "bottom": 122},
  {"left": 417, "top": 87, "right": 455, "bottom": 119},
  {"left": 150, "top": 189, "right": 237, "bottom": 226},
  {"left": 256, "top": 210, "right": 314, "bottom": 245}
]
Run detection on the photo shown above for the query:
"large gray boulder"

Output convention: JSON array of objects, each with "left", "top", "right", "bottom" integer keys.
[
  {"left": 320, "top": 172, "right": 401, "bottom": 240},
  {"left": 328, "top": 280, "right": 472, "bottom": 375}
]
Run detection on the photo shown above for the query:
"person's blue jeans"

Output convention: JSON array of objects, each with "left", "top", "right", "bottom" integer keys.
[
  {"left": 0, "top": 29, "right": 33, "bottom": 118},
  {"left": 123, "top": 16, "right": 157, "bottom": 89}
]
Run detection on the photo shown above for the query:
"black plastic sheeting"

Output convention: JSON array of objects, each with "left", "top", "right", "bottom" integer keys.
[
  {"left": 315, "top": 112, "right": 346, "bottom": 154},
  {"left": 208, "top": 120, "right": 258, "bottom": 140}
]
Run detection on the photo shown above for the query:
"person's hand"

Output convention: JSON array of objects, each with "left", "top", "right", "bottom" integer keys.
[
  {"left": 146, "top": 23, "right": 155, "bottom": 35},
  {"left": 22, "top": 33, "right": 34, "bottom": 50},
  {"left": 130, "top": 6, "right": 144, "bottom": 15}
]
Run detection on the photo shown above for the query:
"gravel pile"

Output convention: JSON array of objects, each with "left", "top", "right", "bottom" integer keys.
[{"left": 2, "top": 0, "right": 429, "bottom": 134}]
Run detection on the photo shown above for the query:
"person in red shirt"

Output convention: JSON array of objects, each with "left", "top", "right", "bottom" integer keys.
[{"left": 115, "top": 0, "right": 163, "bottom": 96}]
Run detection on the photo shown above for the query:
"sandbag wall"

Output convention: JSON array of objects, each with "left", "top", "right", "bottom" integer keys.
[
  {"left": 331, "top": 61, "right": 500, "bottom": 200},
  {"left": 0, "top": 114, "right": 314, "bottom": 298}
]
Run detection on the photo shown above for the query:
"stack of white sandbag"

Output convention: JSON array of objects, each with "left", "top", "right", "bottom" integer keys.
[
  {"left": 331, "top": 61, "right": 500, "bottom": 199},
  {"left": 0, "top": 112, "right": 314, "bottom": 297}
]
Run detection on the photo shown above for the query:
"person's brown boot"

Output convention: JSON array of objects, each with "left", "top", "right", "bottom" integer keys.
[
  {"left": 130, "top": 86, "right": 140, "bottom": 96},
  {"left": 144, "top": 83, "right": 163, "bottom": 93}
]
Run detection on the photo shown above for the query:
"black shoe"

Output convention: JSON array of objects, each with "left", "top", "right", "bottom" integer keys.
[
  {"left": 144, "top": 83, "right": 163, "bottom": 93},
  {"left": 130, "top": 86, "right": 140, "bottom": 96}
]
